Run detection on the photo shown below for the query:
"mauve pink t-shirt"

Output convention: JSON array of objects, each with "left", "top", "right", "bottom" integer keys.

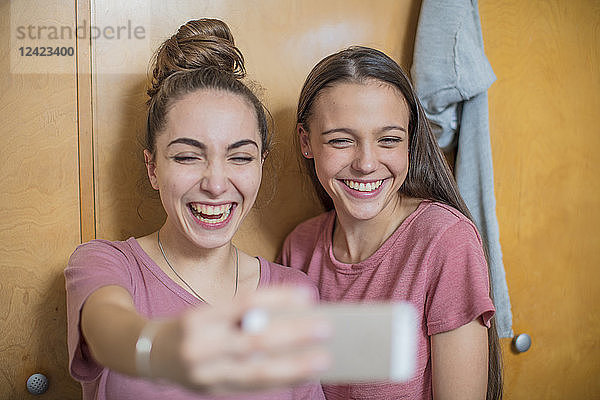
[
  {"left": 279, "top": 200, "right": 495, "bottom": 400},
  {"left": 65, "top": 237, "right": 325, "bottom": 400}
]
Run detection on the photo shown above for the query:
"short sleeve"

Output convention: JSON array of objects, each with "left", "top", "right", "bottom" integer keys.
[
  {"left": 64, "top": 240, "right": 135, "bottom": 382},
  {"left": 425, "top": 220, "right": 495, "bottom": 336}
]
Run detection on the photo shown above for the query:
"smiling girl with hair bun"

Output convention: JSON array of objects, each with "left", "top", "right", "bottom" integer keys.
[{"left": 65, "top": 19, "right": 328, "bottom": 400}]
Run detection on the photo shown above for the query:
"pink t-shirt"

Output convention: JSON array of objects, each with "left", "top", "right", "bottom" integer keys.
[
  {"left": 65, "top": 237, "right": 325, "bottom": 400},
  {"left": 279, "top": 200, "right": 495, "bottom": 400}
]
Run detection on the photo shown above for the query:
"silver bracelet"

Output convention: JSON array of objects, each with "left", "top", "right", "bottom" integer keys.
[{"left": 135, "top": 320, "right": 161, "bottom": 378}]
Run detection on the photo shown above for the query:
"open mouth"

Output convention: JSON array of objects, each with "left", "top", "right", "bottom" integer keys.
[
  {"left": 342, "top": 179, "right": 383, "bottom": 193},
  {"left": 188, "top": 203, "right": 234, "bottom": 225}
]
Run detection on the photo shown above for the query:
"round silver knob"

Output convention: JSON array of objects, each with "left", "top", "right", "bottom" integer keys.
[
  {"left": 26, "top": 373, "right": 49, "bottom": 395},
  {"left": 513, "top": 333, "right": 532, "bottom": 353}
]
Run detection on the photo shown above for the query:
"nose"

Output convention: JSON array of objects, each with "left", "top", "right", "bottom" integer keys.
[
  {"left": 199, "top": 160, "right": 228, "bottom": 197},
  {"left": 351, "top": 144, "right": 378, "bottom": 175}
]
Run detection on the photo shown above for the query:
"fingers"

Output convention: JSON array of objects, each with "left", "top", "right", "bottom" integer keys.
[
  {"left": 237, "top": 310, "right": 332, "bottom": 354},
  {"left": 178, "top": 307, "right": 236, "bottom": 365},
  {"left": 236, "top": 286, "right": 318, "bottom": 318},
  {"left": 188, "top": 346, "right": 331, "bottom": 394},
  {"left": 233, "top": 287, "right": 332, "bottom": 357}
]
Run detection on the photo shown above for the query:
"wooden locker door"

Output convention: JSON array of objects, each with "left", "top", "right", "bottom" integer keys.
[
  {"left": 0, "top": 1, "right": 85, "bottom": 398},
  {"left": 481, "top": 0, "right": 600, "bottom": 398}
]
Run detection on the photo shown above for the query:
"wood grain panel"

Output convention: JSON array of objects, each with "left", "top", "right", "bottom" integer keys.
[
  {"left": 92, "top": 0, "right": 422, "bottom": 263},
  {"left": 480, "top": 0, "right": 600, "bottom": 398},
  {"left": 0, "top": 1, "right": 82, "bottom": 398}
]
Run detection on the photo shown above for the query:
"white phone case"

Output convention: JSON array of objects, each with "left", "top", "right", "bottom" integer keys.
[{"left": 316, "top": 302, "right": 417, "bottom": 383}]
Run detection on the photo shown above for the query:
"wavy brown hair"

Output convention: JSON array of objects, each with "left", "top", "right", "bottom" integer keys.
[{"left": 296, "top": 46, "right": 502, "bottom": 400}]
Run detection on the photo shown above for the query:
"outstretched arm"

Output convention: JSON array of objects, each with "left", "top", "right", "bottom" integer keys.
[{"left": 81, "top": 285, "right": 331, "bottom": 394}]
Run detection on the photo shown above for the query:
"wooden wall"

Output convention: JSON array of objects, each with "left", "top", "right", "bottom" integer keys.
[
  {"left": 1, "top": 0, "right": 598, "bottom": 398},
  {"left": 0, "top": 1, "right": 83, "bottom": 398},
  {"left": 481, "top": 0, "right": 600, "bottom": 397}
]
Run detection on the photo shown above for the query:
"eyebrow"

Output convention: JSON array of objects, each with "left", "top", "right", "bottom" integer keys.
[
  {"left": 167, "top": 137, "right": 205, "bottom": 149},
  {"left": 227, "top": 139, "right": 259, "bottom": 151},
  {"left": 167, "top": 137, "right": 259, "bottom": 151},
  {"left": 320, "top": 125, "right": 407, "bottom": 135}
]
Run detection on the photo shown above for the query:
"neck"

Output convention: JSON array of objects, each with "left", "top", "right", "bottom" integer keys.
[
  {"left": 332, "top": 195, "right": 421, "bottom": 264},
  {"left": 156, "top": 222, "right": 234, "bottom": 275},
  {"left": 155, "top": 223, "right": 240, "bottom": 304}
]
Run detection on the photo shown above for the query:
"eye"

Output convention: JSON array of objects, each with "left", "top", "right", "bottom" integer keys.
[
  {"left": 171, "top": 155, "right": 200, "bottom": 163},
  {"left": 327, "top": 138, "right": 353, "bottom": 148},
  {"left": 378, "top": 136, "right": 404, "bottom": 147},
  {"left": 229, "top": 155, "right": 255, "bottom": 165}
]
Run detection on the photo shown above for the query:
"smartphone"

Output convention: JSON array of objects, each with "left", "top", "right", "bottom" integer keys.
[
  {"left": 315, "top": 302, "right": 417, "bottom": 383},
  {"left": 243, "top": 302, "right": 417, "bottom": 383}
]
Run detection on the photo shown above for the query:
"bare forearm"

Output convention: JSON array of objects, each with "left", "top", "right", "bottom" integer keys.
[
  {"left": 81, "top": 286, "right": 202, "bottom": 386},
  {"left": 81, "top": 286, "right": 149, "bottom": 376}
]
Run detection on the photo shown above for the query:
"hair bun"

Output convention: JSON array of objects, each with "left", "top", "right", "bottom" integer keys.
[{"left": 148, "top": 19, "right": 245, "bottom": 98}]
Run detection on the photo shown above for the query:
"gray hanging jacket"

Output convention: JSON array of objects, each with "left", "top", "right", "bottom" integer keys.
[{"left": 411, "top": 0, "right": 513, "bottom": 337}]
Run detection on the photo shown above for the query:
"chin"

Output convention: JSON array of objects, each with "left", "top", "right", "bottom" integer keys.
[
  {"left": 335, "top": 203, "right": 384, "bottom": 221},
  {"left": 184, "top": 222, "right": 238, "bottom": 249},
  {"left": 193, "top": 234, "right": 234, "bottom": 249}
]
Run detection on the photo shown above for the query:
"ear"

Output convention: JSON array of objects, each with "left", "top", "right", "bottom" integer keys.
[
  {"left": 297, "top": 123, "right": 313, "bottom": 159},
  {"left": 144, "top": 149, "right": 160, "bottom": 190}
]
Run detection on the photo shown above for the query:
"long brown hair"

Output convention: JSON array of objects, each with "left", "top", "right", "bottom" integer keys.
[{"left": 296, "top": 46, "right": 502, "bottom": 400}]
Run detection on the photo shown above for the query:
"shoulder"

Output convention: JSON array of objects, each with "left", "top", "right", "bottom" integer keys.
[
  {"left": 64, "top": 239, "right": 142, "bottom": 305},
  {"left": 279, "top": 211, "right": 333, "bottom": 266},
  {"left": 410, "top": 201, "right": 481, "bottom": 243},
  {"left": 258, "top": 258, "right": 320, "bottom": 299},
  {"left": 288, "top": 211, "right": 332, "bottom": 237},
  {"left": 260, "top": 258, "right": 315, "bottom": 285},
  {"left": 283, "top": 211, "right": 333, "bottom": 248},
  {"left": 69, "top": 238, "right": 138, "bottom": 265},
  {"left": 66, "top": 238, "right": 146, "bottom": 281},
  {"left": 72, "top": 238, "right": 132, "bottom": 253},
  {"left": 419, "top": 204, "right": 489, "bottom": 287}
]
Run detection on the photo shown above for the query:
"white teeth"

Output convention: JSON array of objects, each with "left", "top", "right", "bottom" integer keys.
[
  {"left": 343, "top": 180, "right": 383, "bottom": 192},
  {"left": 189, "top": 203, "right": 233, "bottom": 224},
  {"left": 190, "top": 203, "right": 232, "bottom": 215}
]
